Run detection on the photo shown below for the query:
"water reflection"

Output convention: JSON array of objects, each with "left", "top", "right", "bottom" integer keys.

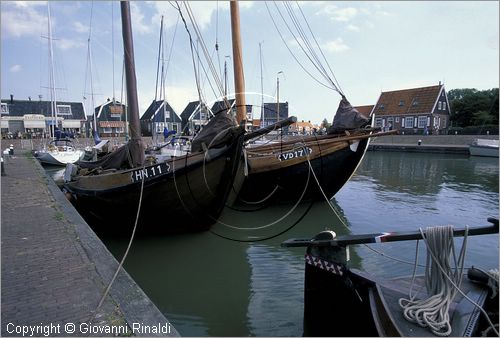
[{"left": 45, "top": 151, "right": 498, "bottom": 336}]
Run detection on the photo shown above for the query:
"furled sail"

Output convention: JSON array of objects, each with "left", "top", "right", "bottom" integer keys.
[{"left": 328, "top": 96, "right": 370, "bottom": 134}]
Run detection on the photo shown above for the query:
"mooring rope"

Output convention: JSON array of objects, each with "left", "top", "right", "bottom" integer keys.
[
  {"left": 398, "top": 226, "right": 499, "bottom": 337},
  {"left": 86, "top": 161, "right": 146, "bottom": 330},
  {"left": 303, "top": 141, "right": 427, "bottom": 268}
]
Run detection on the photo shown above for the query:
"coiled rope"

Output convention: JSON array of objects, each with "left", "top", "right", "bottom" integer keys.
[{"left": 398, "top": 226, "right": 467, "bottom": 336}]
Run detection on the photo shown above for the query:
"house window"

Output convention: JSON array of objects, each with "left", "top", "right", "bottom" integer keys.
[
  {"left": 57, "top": 105, "right": 72, "bottom": 116},
  {"left": 165, "top": 110, "right": 171, "bottom": 119},
  {"left": 155, "top": 122, "right": 165, "bottom": 133},
  {"left": 102, "top": 127, "right": 112, "bottom": 134},
  {"left": 443, "top": 102, "right": 446, "bottom": 110},
  {"left": 418, "top": 116, "right": 427, "bottom": 128},
  {"left": 1, "top": 103, "right": 9, "bottom": 114},
  {"left": 375, "top": 118, "right": 383, "bottom": 127},
  {"left": 378, "top": 104, "right": 385, "bottom": 110},
  {"left": 405, "top": 117, "right": 414, "bottom": 128},
  {"left": 438, "top": 102, "right": 442, "bottom": 110},
  {"left": 398, "top": 100, "right": 404, "bottom": 106},
  {"left": 412, "top": 100, "right": 419, "bottom": 106},
  {"left": 395, "top": 117, "right": 400, "bottom": 123}
]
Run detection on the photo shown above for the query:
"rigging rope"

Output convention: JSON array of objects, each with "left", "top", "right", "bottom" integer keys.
[{"left": 264, "top": 1, "right": 343, "bottom": 95}]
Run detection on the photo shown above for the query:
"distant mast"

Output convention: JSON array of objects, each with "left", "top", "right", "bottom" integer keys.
[
  {"left": 47, "top": 3, "right": 58, "bottom": 139},
  {"left": 230, "top": 0, "right": 246, "bottom": 127}
]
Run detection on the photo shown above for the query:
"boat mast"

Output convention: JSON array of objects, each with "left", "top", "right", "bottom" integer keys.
[
  {"left": 120, "top": 1, "right": 144, "bottom": 166},
  {"left": 230, "top": 0, "right": 246, "bottom": 127},
  {"left": 47, "top": 3, "right": 57, "bottom": 140},
  {"left": 259, "top": 41, "right": 264, "bottom": 127}
]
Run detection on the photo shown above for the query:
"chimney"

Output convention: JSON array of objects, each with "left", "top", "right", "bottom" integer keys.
[
  {"left": 28, "top": 96, "right": 31, "bottom": 101},
  {"left": 10, "top": 94, "right": 13, "bottom": 104},
  {"left": 439, "top": 81, "right": 442, "bottom": 86}
]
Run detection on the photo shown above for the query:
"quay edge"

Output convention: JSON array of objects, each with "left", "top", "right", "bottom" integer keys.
[{"left": 2, "top": 152, "right": 179, "bottom": 337}]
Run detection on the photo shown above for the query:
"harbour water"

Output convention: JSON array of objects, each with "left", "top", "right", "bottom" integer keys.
[{"left": 51, "top": 151, "right": 499, "bottom": 336}]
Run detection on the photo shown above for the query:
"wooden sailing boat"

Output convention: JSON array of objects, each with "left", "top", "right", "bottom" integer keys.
[
  {"left": 34, "top": 3, "right": 84, "bottom": 166},
  {"left": 229, "top": 3, "right": 397, "bottom": 204},
  {"left": 283, "top": 218, "right": 499, "bottom": 337},
  {"left": 63, "top": 1, "right": 245, "bottom": 234}
]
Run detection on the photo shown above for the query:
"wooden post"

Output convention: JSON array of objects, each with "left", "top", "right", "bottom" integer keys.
[{"left": 230, "top": 1, "right": 247, "bottom": 127}]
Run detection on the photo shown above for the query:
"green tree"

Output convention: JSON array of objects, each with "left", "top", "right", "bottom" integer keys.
[
  {"left": 449, "top": 88, "right": 499, "bottom": 127},
  {"left": 321, "top": 118, "right": 331, "bottom": 129}
]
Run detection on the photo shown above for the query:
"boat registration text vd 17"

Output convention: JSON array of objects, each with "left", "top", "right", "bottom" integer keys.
[
  {"left": 131, "top": 162, "right": 171, "bottom": 183},
  {"left": 277, "top": 147, "right": 313, "bottom": 161}
]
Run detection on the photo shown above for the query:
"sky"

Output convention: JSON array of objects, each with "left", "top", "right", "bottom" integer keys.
[{"left": 1, "top": 1, "right": 499, "bottom": 125}]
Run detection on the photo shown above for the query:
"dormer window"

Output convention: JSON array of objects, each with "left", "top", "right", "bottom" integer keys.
[
  {"left": 398, "top": 100, "right": 404, "bottom": 106},
  {"left": 1, "top": 103, "right": 9, "bottom": 115},
  {"left": 379, "top": 104, "right": 385, "bottom": 110},
  {"left": 412, "top": 100, "right": 419, "bottom": 106},
  {"left": 57, "top": 105, "right": 72, "bottom": 116}
]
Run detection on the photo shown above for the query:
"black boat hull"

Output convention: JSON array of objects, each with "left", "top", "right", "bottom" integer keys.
[
  {"left": 237, "top": 137, "right": 370, "bottom": 204},
  {"left": 64, "top": 133, "right": 244, "bottom": 235}
]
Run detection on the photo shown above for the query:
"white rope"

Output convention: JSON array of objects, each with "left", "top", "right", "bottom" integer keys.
[
  {"left": 87, "top": 162, "right": 146, "bottom": 329},
  {"left": 398, "top": 226, "right": 467, "bottom": 336}
]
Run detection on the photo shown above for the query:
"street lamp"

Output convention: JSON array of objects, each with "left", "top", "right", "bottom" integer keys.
[{"left": 276, "top": 71, "right": 284, "bottom": 125}]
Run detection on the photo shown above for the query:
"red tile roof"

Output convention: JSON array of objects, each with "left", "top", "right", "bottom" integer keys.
[
  {"left": 372, "top": 85, "right": 442, "bottom": 116},
  {"left": 354, "top": 105, "right": 374, "bottom": 116}
]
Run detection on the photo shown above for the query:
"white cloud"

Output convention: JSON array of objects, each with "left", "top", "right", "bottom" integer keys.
[
  {"left": 149, "top": 1, "right": 253, "bottom": 32},
  {"left": 346, "top": 24, "right": 360, "bottom": 32},
  {"left": 57, "top": 38, "right": 85, "bottom": 50},
  {"left": 324, "top": 38, "right": 350, "bottom": 53},
  {"left": 316, "top": 5, "right": 358, "bottom": 22},
  {"left": 9, "top": 64, "right": 22, "bottom": 73},
  {"left": 1, "top": 3, "right": 47, "bottom": 38},
  {"left": 332, "top": 7, "right": 358, "bottom": 22},
  {"left": 130, "top": 2, "right": 152, "bottom": 34},
  {"left": 73, "top": 21, "right": 89, "bottom": 34}
]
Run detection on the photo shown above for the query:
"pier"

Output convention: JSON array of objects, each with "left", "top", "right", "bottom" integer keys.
[
  {"left": 1, "top": 150, "right": 178, "bottom": 336},
  {"left": 368, "top": 134, "right": 498, "bottom": 154}
]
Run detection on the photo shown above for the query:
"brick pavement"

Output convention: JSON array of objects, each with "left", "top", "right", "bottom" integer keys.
[{"left": 1, "top": 153, "right": 177, "bottom": 337}]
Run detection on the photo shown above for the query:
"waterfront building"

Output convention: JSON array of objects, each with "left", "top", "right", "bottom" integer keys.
[
  {"left": 140, "top": 99, "right": 181, "bottom": 137},
  {"left": 289, "top": 120, "right": 315, "bottom": 135},
  {"left": 1, "top": 95, "right": 85, "bottom": 138},
  {"left": 371, "top": 83, "right": 450, "bottom": 135},
  {"left": 88, "top": 99, "right": 127, "bottom": 138}
]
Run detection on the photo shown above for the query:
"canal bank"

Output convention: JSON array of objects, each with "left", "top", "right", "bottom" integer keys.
[
  {"left": 1, "top": 152, "right": 178, "bottom": 336},
  {"left": 368, "top": 134, "right": 498, "bottom": 154}
]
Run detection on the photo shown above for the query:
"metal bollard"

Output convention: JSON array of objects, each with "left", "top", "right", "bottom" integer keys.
[
  {"left": 1, "top": 157, "right": 5, "bottom": 176},
  {"left": 9, "top": 144, "right": 14, "bottom": 155}
]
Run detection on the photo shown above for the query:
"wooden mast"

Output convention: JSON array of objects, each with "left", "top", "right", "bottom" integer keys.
[
  {"left": 230, "top": 0, "right": 247, "bottom": 127},
  {"left": 120, "top": 1, "right": 144, "bottom": 166}
]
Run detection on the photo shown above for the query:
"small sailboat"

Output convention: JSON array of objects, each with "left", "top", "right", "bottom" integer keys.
[
  {"left": 63, "top": 1, "right": 245, "bottom": 234},
  {"left": 34, "top": 3, "right": 84, "bottom": 166}
]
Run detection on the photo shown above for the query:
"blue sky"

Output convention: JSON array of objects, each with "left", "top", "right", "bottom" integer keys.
[{"left": 1, "top": 1, "right": 498, "bottom": 124}]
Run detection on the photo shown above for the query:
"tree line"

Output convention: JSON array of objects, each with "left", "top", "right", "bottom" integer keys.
[{"left": 448, "top": 88, "right": 498, "bottom": 128}]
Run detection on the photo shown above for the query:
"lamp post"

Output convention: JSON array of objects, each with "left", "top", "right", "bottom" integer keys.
[{"left": 276, "top": 71, "right": 284, "bottom": 126}]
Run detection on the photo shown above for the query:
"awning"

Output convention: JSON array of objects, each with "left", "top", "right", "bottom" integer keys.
[
  {"left": 62, "top": 120, "right": 82, "bottom": 128},
  {"left": 24, "top": 120, "right": 46, "bottom": 129},
  {"left": 99, "top": 121, "right": 125, "bottom": 128}
]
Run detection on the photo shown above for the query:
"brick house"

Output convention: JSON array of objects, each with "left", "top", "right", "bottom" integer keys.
[{"left": 371, "top": 84, "right": 450, "bottom": 134}]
